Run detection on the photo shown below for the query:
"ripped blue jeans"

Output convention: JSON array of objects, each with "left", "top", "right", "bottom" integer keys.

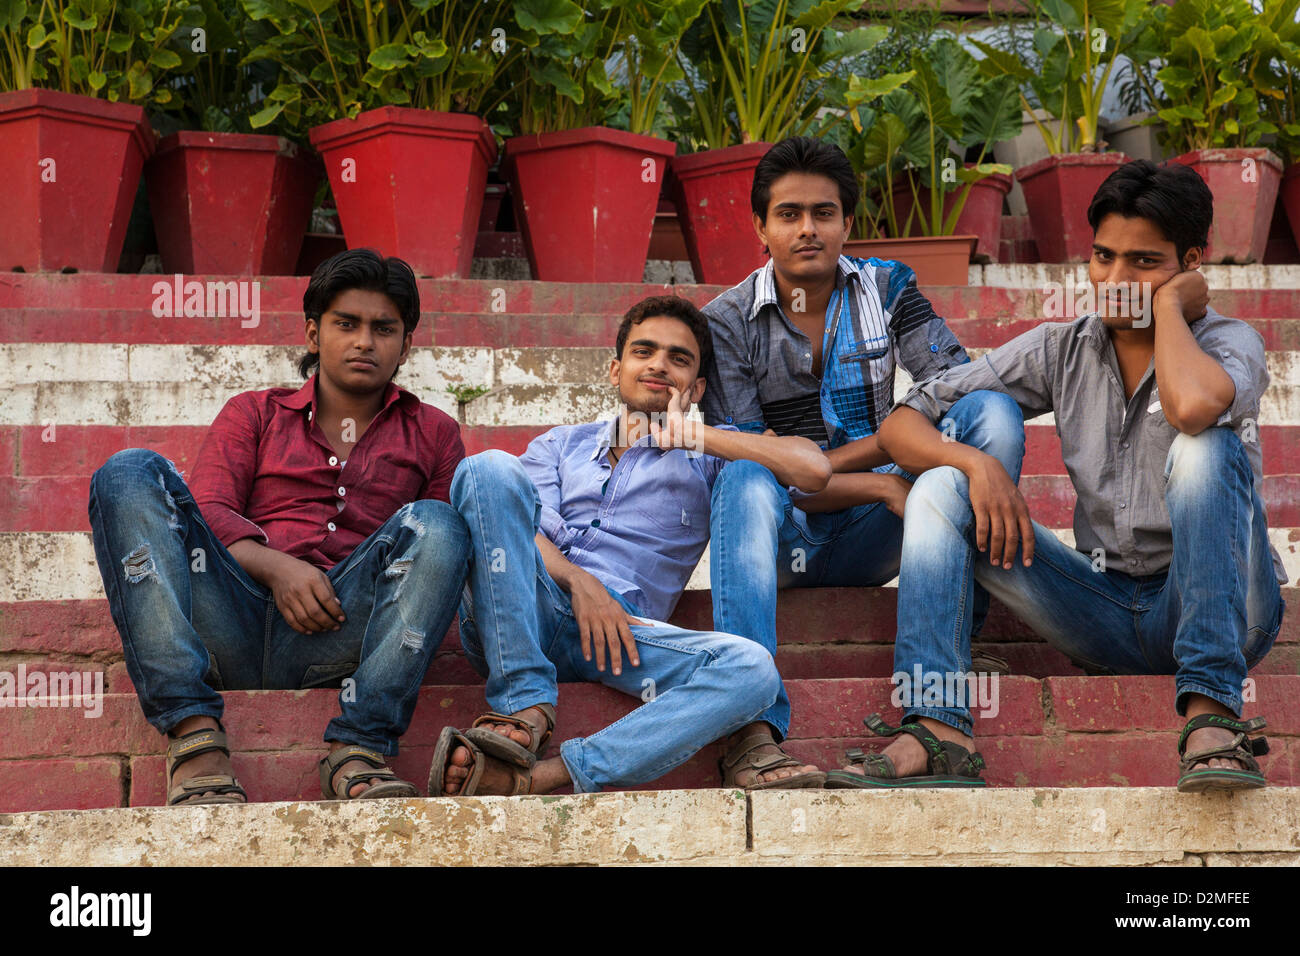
[{"left": 88, "top": 448, "right": 470, "bottom": 754}]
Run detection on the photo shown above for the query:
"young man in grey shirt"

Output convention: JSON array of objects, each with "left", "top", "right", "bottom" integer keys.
[{"left": 829, "top": 160, "right": 1286, "bottom": 792}]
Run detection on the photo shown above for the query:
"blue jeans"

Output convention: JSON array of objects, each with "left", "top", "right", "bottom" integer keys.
[
  {"left": 88, "top": 448, "right": 471, "bottom": 754},
  {"left": 896, "top": 425, "right": 1286, "bottom": 736},
  {"left": 450, "top": 450, "right": 781, "bottom": 793},
  {"left": 709, "top": 390, "right": 1027, "bottom": 739}
]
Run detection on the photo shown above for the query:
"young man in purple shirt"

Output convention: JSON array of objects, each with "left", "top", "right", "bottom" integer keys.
[{"left": 429, "top": 296, "right": 832, "bottom": 796}]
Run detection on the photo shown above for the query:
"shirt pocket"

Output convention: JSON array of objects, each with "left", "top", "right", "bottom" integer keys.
[{"left": 634, "top": 499, "right": 696, "bottom": 533}]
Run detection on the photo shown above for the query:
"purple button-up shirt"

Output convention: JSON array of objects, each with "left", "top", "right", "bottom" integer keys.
[{"left": 518, "top": 417, "right": 736, "bottom": 621}]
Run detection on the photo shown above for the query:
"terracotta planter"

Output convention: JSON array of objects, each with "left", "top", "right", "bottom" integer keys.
[
  {"left": 503, "top": 126, "right": 675, "bottom": 282},
  {"left": 309, "top": 107, "right": 496, "bottom": 278},
  {"left": 0, "top": 88, "right": 155, "bottom": 272},
  {"left": 1170, "top": 148, "right": 1282, "bottom": 264},
  {"left": 147, "top": 131, "right": 318, "bottom": 275},
  {"left": 669, "top": 141, "right": 771, "bottom": 285},
  {"left": 888, "top": 172, "right": 1012, "bottom": 263},
  {"left": 842, "top": 235, "right": 977, "bottom": 286},
  {"left": 1016, "top": 153, "right": 1129, "bottom": 262}
]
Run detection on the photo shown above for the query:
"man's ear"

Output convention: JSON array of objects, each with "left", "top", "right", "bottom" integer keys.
[
  {"left": 397, "top": 330, "right": 412, "bottom": 367},
  {"left": 688, "top": 376, "right": 706, "bottom": 406},
  {"left": 1182, "top": 246, "right": 1204, "bottom": 271},
  {"left": 305, "top": 317, "right": 320, "bottom": 354},
  {"left": 753, "top": 211, "right": 769, "bottom": 255},
  {"left": 609, "top": 357, "right": 621, "bottom": 387}
]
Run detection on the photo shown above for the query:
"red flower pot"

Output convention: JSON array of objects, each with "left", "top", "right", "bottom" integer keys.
[
  {"left": 1015, "top": 152, "right": 1129, "bottom": 262},
  {"left": 503, "top": 126, "right": 675, "bottom": 282},
  {"left": 147, "top": 131, "right": 318, "bottom": 275},
  {"left": 669, "top": 141, "right": 772, "bottom": 285},
  {"left": 1279, "top": 163, "right": 1300, "bottom": 257},
  {"left": 1170, "top": 148, "right": 1282, "bottom": 264},
  {"left": 842, "top": 236, "right": 977, "bottom": 287},
  {"left": 888, "top": 171, "right": 1012, "bottom": 263},
  {"left": 309, "top": 107, "right": 497, "bottom": 278},
  {"left": 0, "top": 88, "right": 154, "bottom": 272}
]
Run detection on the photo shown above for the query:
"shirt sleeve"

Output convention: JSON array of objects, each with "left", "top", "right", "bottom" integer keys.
[
  {"left": 518, "top": 428, "right": 568, "bottom": 545},
  {"left": 1194, "top": 319, "right": 1270, "bottom": 427},
  {"left": 875, "top": 260, "right": 971, "bottom": 383},
  {"left": 699, "top": 298, "right": 767, "bottom": 431},
  {"left": 695, "top": 424, "right": 740, "bottom": 487},
  {"left": 899, "top": 324, "right": 1056, "bottom": 423},
  {"left": 419, "top": 414, "right": 466, "bottom": 503},
  {"left": 189, "top": 393, "right": 271, "bottom": 549}
]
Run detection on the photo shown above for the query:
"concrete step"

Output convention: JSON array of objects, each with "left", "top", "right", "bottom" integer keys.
[
  {"left": 4, "top": 588, "right": 1294, "bottom": 694},
  {"left": 3, "top": 786, "right": 1296, "bottom": 866},
  {"left": 0, "top": 675, "right": 1297, "bottom": 812}
]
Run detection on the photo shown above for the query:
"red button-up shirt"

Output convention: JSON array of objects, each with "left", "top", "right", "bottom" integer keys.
[{"left": 190, "top": 376, "right": 465, "bottom": 570}]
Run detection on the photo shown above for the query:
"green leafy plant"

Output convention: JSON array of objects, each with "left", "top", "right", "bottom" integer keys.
[
  {"left": 238, "top": 0, "right": 571, "bottom": 136},
  {"left": 844, "top": 37, "right": 1019, "bottom": 238},
  {"left": 671, "top": 0, "right": 892, "bottom": 150},
  {"left": 970, "top": 0, "right": 1153, "bottom": 154},
  {"left": 1149, "top": 0, "right": 1285, "bottom": 154},
  {"left": 1257, "top": 0, "right": 1300, "bottom": 165},
  {"left": 446, "top": 383, "right": 489, "bottom": 404},
  {"left": 1, "top": 0, "right": 197, "bottom": 106},
  {"left": 605, "top": 0, "right": 707, "bottom": 135}
]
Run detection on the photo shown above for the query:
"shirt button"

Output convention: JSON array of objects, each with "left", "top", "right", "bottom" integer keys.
[
  {"left": 1121, "top": 442, "right": 1129, "bottom": 449},
  {"left": 725, "top": 416, "right": 733, "bottom": 424},
  {"left": 337, "top": 486, "right": 346, "bottom": 497},
  {"left": 591, "top": 519, "right": 601, "bottom": 528},
  {"left": 930, "top": 344, "right": 939, "bottom": 352},
  {"left": 308, "top": 410, "right": 313, "bottom": 421},
  {"left": 1119, "top": 502, "right": 1126, "bottom": 509},
  {"left": 804, "top": 352, "right": 811, "bottom": 358},
  {"left": 327, "top": 522, "right": 336, "bottom": 532},
  {"left": 329, "top": 456, "right": 338, "bottom": 466}
]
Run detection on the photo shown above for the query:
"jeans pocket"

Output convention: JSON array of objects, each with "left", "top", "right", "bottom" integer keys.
[{"left": 300, "top": 662, "right": 358, "bottom": 689}]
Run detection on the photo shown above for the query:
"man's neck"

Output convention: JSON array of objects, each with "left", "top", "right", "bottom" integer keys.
[
  {"left": 1107, "top": 323, "right": 1156, "bottom": 359},
  {"left": 773, "top": 265, "right": 837, "bottom": 322},
  {"left": 314, "top": 374, "right": 387, "bottom": 426}
]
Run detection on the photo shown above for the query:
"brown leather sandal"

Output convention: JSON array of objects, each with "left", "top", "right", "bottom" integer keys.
[
  {"left": 319, "top": 745, "right": 420, "bottom": 800},
  {"left": 464, "top": 703, "right": 556, "bottom": 768},
  {"left": 165, "top": 724, "right": 248, "bottom": 806},
  {"left": 428, "top": 726, "right": 532, "bottom": 797},
  {"left": 720, "top": 733, "right": 827, "bottom": 790}
]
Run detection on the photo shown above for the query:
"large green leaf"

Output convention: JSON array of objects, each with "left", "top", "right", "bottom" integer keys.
[{"left": 514, "top": 0, "right": 584, "bottom": 35}]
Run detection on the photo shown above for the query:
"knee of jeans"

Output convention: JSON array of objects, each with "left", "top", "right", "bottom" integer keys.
[
  {"left": 905, "top": 465, "right": 970, "bottom": 530},
  {"left": 450, "top": 449, "right": 530, "bottom": 509},
  {"left": 91, "top": 448, "right": 172, "bottom": 494},
  {"left": 726, "top": 639, "right": 781, "bottom": 711},
  {"left": 711, "top": 459, "right": 783, "bottom": 515},
  {"left": 1165, "top": 426, "right": 1247, "bottom": 485},
  {"left": 399, "top": 500, "right": 470, "bottom": 561},
  {"left": 950, "top": 391, "right": 1025, "bottom": 470}
]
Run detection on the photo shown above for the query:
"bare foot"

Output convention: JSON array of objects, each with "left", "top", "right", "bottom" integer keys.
[
  {"left": 167, "top": 716, "right": 246, "bottom": 804},
  {"left": 725, "top": 722, "right": 820, "bottom": 785},
  {"left": 836, "top": 718, "right": 972, "bottom": 780},
  {"left": 443, "top": 705, "right": 550, "bottom": 796}
]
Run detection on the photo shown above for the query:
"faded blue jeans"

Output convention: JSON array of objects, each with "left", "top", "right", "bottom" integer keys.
[
  {"left": 451, "top": 450, "right": 781, "bottom": 793},
  {"left": 895, "top": 425, "right": 1286, "bottom": 736},
  {"left": 709, "top": 390, "right": 1028, "bottom": 739},
  {"left": 88, "top": 448, "right": 470, "bottom": 754}
]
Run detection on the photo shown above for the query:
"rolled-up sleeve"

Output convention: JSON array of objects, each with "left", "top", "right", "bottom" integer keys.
[
  {"left": 518, "top": 429, "right": 569, "bottom": 546},
  {"left": 1197, "top": 322, "right": 1269, "bottom": 427},
  {"left": 879, "top": 262, "right": 970, "bottom": 382},
  {"left": 900, "top": 324, "right": 1056, "bottom": 423},
  {"left": 190, "top": 393, "right": 270, "bottom": 549}
]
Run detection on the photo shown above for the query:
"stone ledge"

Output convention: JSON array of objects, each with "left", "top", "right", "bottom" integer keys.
[{"left": 1, "top": 787, "right": 1296, "bottom": 867}]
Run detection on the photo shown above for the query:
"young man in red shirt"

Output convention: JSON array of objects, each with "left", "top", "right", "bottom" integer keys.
[{"left": 88, "top": 249, "right": 469, "bottom": 805}]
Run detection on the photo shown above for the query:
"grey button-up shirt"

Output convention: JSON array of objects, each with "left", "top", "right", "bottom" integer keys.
[
  {"left": 898, "top": 307, "right": 1286, "bottom": 583},
  {"left": 519, "top": 418, "right": 736, "bottom": 621}
]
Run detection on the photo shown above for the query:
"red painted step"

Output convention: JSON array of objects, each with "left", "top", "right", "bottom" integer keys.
[{"left": 0, "top": 674, "right": 1296, "bottom": 810}]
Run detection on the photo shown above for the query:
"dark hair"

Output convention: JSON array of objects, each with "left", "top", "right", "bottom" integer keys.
[
  {"left": 615, "top": 295, "right": 714, "bottom": 374},
  {"left": 1086, "top": 160, "right": 1214, "bottom": 263},
  {"left": 751, "top": 136, "right": 860, "bottom": 221},
  {"left": 298, "top": 248, "right": 420, "bottom": 379}
]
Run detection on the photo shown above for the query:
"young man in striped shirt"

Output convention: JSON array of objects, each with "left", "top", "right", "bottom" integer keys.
[{"left": 698, "top": 137, "right": 1023, "bottom": 786}]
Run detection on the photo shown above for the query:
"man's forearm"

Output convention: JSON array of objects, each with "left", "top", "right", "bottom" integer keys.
[
  {"left": 227, "top": 538, "right": 293, "bottom": 587},
  {"left": 695, "top": 425, "right": 831, "bottom": 492},
  {"left": 534, "top": 531, "right": 583, "bottom": 592},
  {"left": 876, "top": 405, "right": 985, "bottom": 477},
  {"left": 797, "top": 473, "right": 901, "bottom": 513},
  {"left": 824, "top": 434, "right": 893, "bottom": 473},
  {"left": 1152, "top": 295, "right": 1234, "bottom": 433}
]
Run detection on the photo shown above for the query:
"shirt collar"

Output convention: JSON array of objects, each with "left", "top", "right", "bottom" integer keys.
[
  {"left": 269, "top": 374, "right": 418, "bottom": 421},
  {"left": 747, "top": 256, "right": 861, "bottom": 322},
  {"left": 589, "top": 415, "right": 663, "bottom": 461}
]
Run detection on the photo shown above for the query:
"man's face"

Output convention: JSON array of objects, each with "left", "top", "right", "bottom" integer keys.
[
  {"left": 306, "top": 288, "right": 411, "bottom": 392},
  {"left": 609, "top": 315, "right": 706, "bottom": 414},
  {"left": 1089, "top": 213, "right": 1201, "bottom": 329},
  {"left": 754, "top": 171, "right": 852, "bottom": 290}
]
